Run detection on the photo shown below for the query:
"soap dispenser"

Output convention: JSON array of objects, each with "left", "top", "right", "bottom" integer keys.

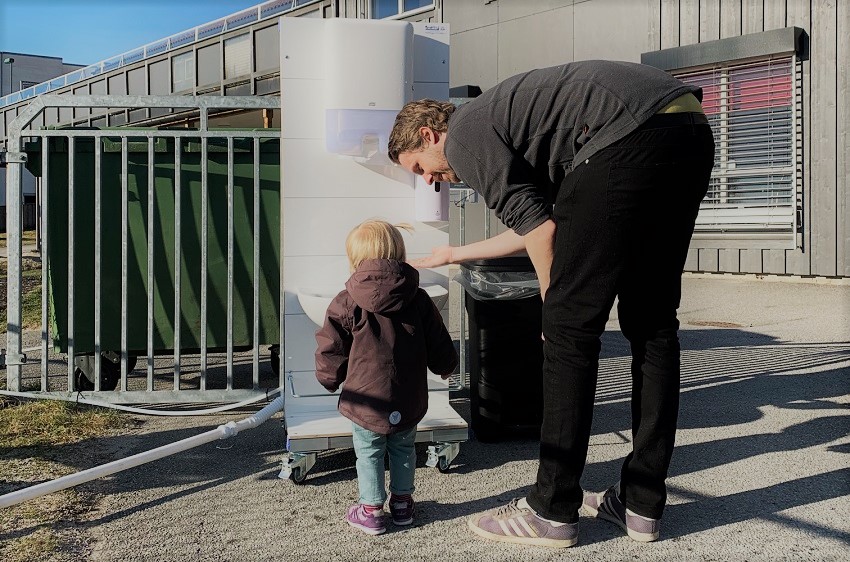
[{"left": 415, "top": 176, "right": 449, "bottom": 222}]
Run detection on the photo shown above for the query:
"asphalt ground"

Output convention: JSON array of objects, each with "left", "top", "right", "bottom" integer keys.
[{"left": 12, "top": 274, "right": 850, "bottom": 561}]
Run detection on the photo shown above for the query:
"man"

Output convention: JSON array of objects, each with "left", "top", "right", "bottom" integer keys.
[{"left": 389, "top": 60, "right": 715, "bottom": 548}]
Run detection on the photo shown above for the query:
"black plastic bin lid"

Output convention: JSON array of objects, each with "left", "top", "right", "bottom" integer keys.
[{"left": 459, "top": 256, "right": 535, "bottom": 273}]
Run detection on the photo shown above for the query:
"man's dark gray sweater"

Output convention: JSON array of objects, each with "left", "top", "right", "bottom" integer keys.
[{"left": 444, "top": 61, "right": 701, "bottom": 236}]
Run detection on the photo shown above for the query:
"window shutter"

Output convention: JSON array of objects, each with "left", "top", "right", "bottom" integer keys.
[{"left": 675, "top": 56, "right": 798, "bottom": 241}]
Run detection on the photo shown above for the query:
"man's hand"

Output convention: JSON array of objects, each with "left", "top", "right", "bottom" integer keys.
[
  {"left": 410, "top": 245, "right": 454, "bottom": 268},
  {"left": 522, "top": 219, "right": 556, "bottom": 300}
]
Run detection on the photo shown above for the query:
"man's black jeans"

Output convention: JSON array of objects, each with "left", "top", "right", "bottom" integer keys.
[{"left": 526, "top": 112, "right": 715, "bottom": 523}]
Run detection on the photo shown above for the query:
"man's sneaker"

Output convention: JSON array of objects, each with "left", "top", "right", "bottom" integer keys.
[
  {"left": 582, "top": 484, "right": 660, "bottom": 542},
  {"left": 346, "top": 504, "right": 386, "bottom": 535},
  {"left": 467, "top": 498, "right": 578, "bottom": 548},
  {"left": 389, "top": 494, "right": 415, "bottom": 526}
]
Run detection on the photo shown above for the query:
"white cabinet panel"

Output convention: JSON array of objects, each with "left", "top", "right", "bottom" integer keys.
[
  {"left": 281, "top": 139, "right": 414, "bottom": 198},
  {"left": 281, "top": 78, "right": 324, "bottom": 139}
]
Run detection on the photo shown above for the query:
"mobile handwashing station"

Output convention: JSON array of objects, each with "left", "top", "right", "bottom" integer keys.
[
  {"left": 276, "top": 17, "right": 466, "bottom": 483},
  {"left": 0, "top": 17, "right": 465, "bottom": 510}
]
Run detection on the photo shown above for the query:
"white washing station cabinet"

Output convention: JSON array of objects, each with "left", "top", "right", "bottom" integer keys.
[{"left": 277, "top": 18, "right": 466, "bottom": 483}]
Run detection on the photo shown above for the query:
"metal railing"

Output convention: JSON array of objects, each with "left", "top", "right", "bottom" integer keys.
[
  {"left": 0, "top": 0, "right": 320, "bottom": 108},
  {"left": 3, "top": 94, "right": 282, "bottom": 403}
]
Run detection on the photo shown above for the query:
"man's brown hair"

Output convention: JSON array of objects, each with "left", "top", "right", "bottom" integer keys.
[{"left": 387, "top": 99, "right": 456, "bottom": 164}]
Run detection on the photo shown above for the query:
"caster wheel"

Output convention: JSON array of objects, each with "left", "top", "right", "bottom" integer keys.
[{"left": 289, "top": 467, "right": 308, "bottom": 484}]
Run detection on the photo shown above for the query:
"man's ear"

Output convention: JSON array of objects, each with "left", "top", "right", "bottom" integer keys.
[{"left": 419, "top": 126, "right": 436, "bottom": 145}]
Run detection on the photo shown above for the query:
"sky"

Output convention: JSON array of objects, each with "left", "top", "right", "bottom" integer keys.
[{"left": 0, "top": 0, "right": 267, "bottom": 65}]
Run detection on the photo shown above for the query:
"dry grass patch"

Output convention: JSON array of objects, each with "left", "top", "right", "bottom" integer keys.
[
  {"left": 4, "top": 528, "right": 60, "bottom": 562},
  {"left": 0, "top": 399, "right": 126, "bottom": 449},
  {"left": 0, "top": 398, "right": 131, "bottom": 561},
  {"left": 0, "top": 257, "right": 42, "bottom": 275},
  {"left": 0, "top": 230, "right": 37, "bottom": 248},
  {"left": 0, "top": 258, "right": 43, "bottom": 331}
]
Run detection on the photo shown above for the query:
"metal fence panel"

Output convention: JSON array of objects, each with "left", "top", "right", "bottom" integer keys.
[{"left": 3, "top": 95, "right": 282, "bottom": 403}]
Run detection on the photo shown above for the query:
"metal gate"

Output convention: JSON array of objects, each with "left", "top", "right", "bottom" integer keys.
[{"left": 2, "top": 95, "right": 283, "bottom": 404}]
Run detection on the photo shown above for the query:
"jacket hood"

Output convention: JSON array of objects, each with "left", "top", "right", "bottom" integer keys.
[{"left": 346, "top": 259, "right": 420, "bottom": 314}]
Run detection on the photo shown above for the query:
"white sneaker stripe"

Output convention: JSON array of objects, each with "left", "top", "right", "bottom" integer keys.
[
  {"left": 516, "top": 516, "right": 538, "bottom": 537},
  {"left": 498, "top": 520, "right": 514, "bottom": 536},
  {"left": 508, "top": 519, "right": 525, "bottom": 536}
]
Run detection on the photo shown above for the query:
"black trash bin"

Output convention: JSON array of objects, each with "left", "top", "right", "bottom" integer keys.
[{"left": 459, "top": 257, "right": 544, "bottom": 442}]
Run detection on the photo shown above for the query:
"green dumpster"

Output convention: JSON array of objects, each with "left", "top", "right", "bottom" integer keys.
[{"left": 24, "top": 131, "right": 281, "bottom": 358}]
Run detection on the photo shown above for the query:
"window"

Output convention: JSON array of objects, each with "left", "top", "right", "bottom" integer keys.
[
  {"left": 197, "top": 45, "right": 220, "bottom": 87},
  {"left": 254, "top": 25, "right": 280, "bottom": 74},
  {"left": 371, "top": 0, "right": 432, "bottom": 19},
  {"left": 172, "top": 51, "right": 195, "bottom": 92},
  {"left": 674, "top": 56, "right": 799, "bottom": 242},
  {"left": 224, "top": 33, "right": 251, "bottom": 79}
]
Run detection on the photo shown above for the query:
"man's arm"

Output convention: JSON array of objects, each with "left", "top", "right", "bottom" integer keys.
[
  {"left": 522, "top": 219, "right": 556, "bottom": 300},
  {"left": 410, "top": 229, "right": 526, "bottom": 268}
]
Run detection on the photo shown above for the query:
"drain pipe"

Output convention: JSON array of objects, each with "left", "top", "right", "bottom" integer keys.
[{"left": 0, "top": 396, "right": 284, "bottom": 509}]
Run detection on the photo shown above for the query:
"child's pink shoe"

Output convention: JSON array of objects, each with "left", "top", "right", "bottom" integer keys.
[{"left": 346, "top": 503, "right": 386, "bottom": 535}]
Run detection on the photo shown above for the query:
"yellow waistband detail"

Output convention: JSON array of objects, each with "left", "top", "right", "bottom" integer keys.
[{"left": 657, "top": 92, "right": 704, "bottom": 114}]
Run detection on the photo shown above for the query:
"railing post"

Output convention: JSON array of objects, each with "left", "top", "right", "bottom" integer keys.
[{"left": 3, "top": 144, "right": 26, "bottom": 391}]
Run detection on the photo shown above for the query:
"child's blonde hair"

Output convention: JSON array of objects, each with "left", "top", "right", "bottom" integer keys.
[{"left": 346, "top": 219, "right": 412, "bottom": 271}]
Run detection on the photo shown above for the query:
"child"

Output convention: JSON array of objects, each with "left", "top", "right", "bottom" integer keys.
[{"left": 315, "top": 219, "right": 459, "bottom": 535}]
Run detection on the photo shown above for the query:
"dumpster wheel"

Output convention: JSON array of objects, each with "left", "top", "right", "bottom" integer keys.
[
  {"left": 74, "top": 352, "right": 138, "bottom": 391},
  {"left": 270, "top": 345, "right": 280, "bottom": 377}
]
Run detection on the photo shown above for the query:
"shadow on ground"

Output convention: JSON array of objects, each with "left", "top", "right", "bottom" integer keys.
[{"left": 2, "top": 327, "right": 848, "bottom": 545}]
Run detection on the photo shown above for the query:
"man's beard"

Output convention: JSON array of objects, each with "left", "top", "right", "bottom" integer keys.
[{"left": 434, "top": 168, "right": 458, "bottom": 183}]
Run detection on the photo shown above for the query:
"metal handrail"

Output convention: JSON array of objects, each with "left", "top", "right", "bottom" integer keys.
[{"left": 0, "top": 0, "right": 320, "bottom": 108}]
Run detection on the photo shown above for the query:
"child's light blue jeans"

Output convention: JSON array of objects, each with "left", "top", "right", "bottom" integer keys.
[{"left": 351, "top": 422, "right": 417, "bottom": 506}]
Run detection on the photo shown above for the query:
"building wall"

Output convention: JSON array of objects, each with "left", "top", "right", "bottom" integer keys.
[
  {"left": 1, "top": 1, "right": 845, "bottom": 277},
  {"left": 0, "top": 52, "right": 84, "bottom": 96},
  {"left": 0, "top": 2, "right": 331, "bottom": 143},
  {"left": 442, "top": 0, "right": 848, "bottom": 278}
]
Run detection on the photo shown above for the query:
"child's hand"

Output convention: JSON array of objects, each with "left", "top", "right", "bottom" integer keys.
[{"left": 440, "top": 373, "right": 453, "bottom": 380}]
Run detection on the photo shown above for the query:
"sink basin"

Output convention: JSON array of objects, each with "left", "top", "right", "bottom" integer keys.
[
  {"left": 423, "top": 284, "right": 449, "bottom": 310},
  {"left": 297, "top": 284, "right": 449, "bottom": 327},
  {"left": 296, "top": 285, "right": 343, "bottom": 327}
]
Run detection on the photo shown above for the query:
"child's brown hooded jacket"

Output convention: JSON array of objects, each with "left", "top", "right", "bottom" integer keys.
[{"left": 315, "top": 259, "right": 458, "bottom": 434}]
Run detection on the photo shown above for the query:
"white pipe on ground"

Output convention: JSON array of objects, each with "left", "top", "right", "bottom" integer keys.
[
  {"left": 0, "top": 396, "right": 285, "bottom": 509},
  {"left": 0, "top": 387, "right": 283, "bottom": 416}
]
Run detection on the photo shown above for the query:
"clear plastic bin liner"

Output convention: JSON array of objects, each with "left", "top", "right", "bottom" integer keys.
[{"left": 454, "top": 268, "right": 540, "bottom": 301}]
